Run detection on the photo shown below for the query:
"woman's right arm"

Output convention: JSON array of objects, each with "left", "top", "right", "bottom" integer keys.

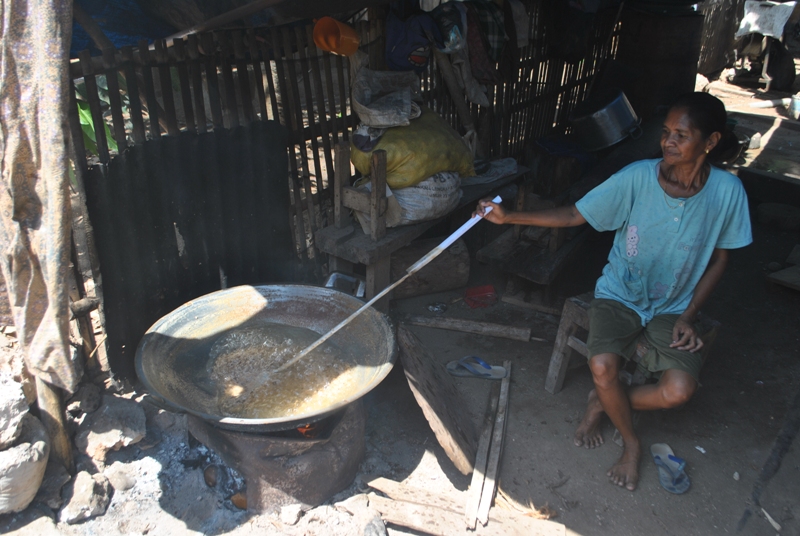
[{"left": 473, "top": 199, "right": 587, "bottom": 228}]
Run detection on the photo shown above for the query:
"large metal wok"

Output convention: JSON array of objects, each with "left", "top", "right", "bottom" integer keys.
[{"left": 135, "top": 285, "right": 397, "bottom": 432}]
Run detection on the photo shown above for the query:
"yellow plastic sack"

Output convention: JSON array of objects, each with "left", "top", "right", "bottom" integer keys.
[{"left": 351, "top": 107, "right": 475, "bottom": 189}]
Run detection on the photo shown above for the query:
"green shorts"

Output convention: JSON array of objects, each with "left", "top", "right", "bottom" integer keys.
[{"left": 586, "top": 299, "right": 703, "bottom": 381}]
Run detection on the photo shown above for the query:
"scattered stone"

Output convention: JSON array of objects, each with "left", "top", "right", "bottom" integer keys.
[
  {"left": 74, "top": 395, "right": 146, "bottom": 461},
  {"left": 136, "top": 426, "right": 162, "bottom": 451},
  {"left": 363, "top": 516, "right": 388, "bottom": 536},
  {"left": 0, "top": 505, "right": 61, "bottom": 536},
  {"left": 34, "top": 460, "right": 71, "bottom": 510},
  {"left": 0, "top": 350, "right": 35, "bottom": 405},
  {"left": 749, "top": 132, "right": 761, "bottom": 150},
  {"left": 66, "top": 383, "right": 102, "bottom": 415},
  {"left": 230, "top": 492, "right": 247, "bottom": 510},
  {"left": 280, "top": 503, "right": 303, "bottom": 525},
  {"left": 757, "top": 203, "right": 800, "bottom": 232},
  {"left": 104, "top": 466, "right": 136, "bottom": 491},
  {"left": 695, "top": 74, "right": 710, "bottom": 92},
  {"left": 733, "top": 471, "right": 740, "bottom": 481},
  {"left": 0, "top": 374, "right": 29, "bottom": 449},
  {"left": 0, "top": 413, "right": 50, "bottom": 515},
  {"left": 204, "top": 464, "right": 219, "bottom": 488},
  {"left": 336, "top": 493, "right": 370, "bottom": 516},
  {"left": 59, "top": 471, "right": 112, "bottom": 524}
]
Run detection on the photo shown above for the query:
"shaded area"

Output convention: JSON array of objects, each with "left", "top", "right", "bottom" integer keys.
[{"left": 83, "top": 121, "right": 296, "bottom": 379}]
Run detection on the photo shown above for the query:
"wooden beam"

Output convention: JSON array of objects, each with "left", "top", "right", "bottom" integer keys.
[
  {"left": 477, "top": 361, "right": 512, "bottom": 526},
  {"left": 465, "top": 382, "right": 501, "bottom": 529},
  {"left": 399, "top": 314, "right": 532, "bottom": 342}
]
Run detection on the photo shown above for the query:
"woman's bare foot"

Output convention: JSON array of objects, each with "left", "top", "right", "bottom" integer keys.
[
  {"left": 607, "top": 440, "right": 641, "bottom": 491},
  {"left": 573, "top": 390, "right": 605, "bottom": 448}
]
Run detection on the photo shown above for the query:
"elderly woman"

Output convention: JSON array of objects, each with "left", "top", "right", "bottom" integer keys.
[{"left": 475, "top": 92, "right": 752, "bottom": 491}]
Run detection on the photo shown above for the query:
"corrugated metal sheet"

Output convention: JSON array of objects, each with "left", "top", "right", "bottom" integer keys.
[{"left": 84, "top": 120, "right": 296, "bottom": 378}]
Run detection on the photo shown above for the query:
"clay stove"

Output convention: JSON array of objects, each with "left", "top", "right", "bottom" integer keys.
[{"left": 188, "top": 401, "right": 366, "bottom": 513}]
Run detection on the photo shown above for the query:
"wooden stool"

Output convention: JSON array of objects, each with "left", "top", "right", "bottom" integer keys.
[{"left": 545, "top": 292, "right": 720, "bottom": 394}]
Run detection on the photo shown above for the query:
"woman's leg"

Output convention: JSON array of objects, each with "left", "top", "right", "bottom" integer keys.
[
  {"left": 587, "top": 352, "right": 641, "bottom": 491},
  {"left": 628, "top": 369, "right": 697, "bottom": 411}
]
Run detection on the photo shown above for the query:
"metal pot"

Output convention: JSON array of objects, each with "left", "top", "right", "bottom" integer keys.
[
  {"left": 571, "top": 91, "right": 641, "bottom": 152},
  {"left": 135, "top": 285, "right": 397, "bottom": 432}
]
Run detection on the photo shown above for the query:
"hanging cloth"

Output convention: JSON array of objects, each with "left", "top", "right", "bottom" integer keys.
[{"left": 0, "top": 0, "right": 78, "bottom": 393}]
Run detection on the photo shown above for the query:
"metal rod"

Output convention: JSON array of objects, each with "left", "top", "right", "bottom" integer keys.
[{"left": 275, "top": 196, "right": 502, "bottom": 371}]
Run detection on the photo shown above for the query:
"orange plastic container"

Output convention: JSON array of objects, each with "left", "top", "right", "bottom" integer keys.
[{"left": 313, "top": 17, "right": 360, "bottom": 56}]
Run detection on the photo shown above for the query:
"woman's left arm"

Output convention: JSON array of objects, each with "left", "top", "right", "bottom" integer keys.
[{"left": 670, "top": 248, "right": 729, "bottom": 352}]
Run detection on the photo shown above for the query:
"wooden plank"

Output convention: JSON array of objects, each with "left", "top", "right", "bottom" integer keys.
[
  {"left": 477, "top": 361, "right": 512, "bottom": 526},
  {"left": 216, "top": 32, "right": 240, "bottom": 129},
  {"left": 767, "top": 264, "right": 800, "bottom": 291},
  {"left": 321, "top": 46, "right": 341, "bottom": 144},
  {"left": 366, "top": 256, "right": 391, "bottom": 313},
  {"left": 259, "top": 40, "right": 281, "bottom": 122},
  {"left": 305, "top": 24, "right": 335, "bottom": 188},
  {"left": 232, "top": 30, "right": 254, "bottom": 124},
  {"left": 199, "top": 33, "right": 224, "bottom": 129},
  {"left": 281, "top": 26, "right": 318, "bottom": 237},
  {"left": 79, "top": 49, "right": 110, "bottom": 163},
  {"left": 246, "top": 29, "right": 270, "bottom": 122},
  {"left": 153, "top": 39, "right": 179, "bottom": 135},
  {"left": 137, "top": 40, "right": 161, "bottom": 138},
  {"left": 102, "top": 47, "right": 127, "bottom": 150},
  {"left": 293, "top": 25, "right": 325, "bottom": 199},
  {"left": 335, "top": 55, "right": 349, "bottom": 140},
  {"left": 185, "top": 35, "right": 208, "bottom": 133},
  {"left": 366, "top": 477, "right": 464, "bottom": 513},
  {"left": 342, "top": 186, "right": 385, "bottom": 215},
  {"left": 269, "top": 29, "right": 307, "bottom": 258},
  {"left": 121, "top": 46, "right": 146, "bottom": 143},
  {"left": 172, "top": 38, "right": 197, "bottom": 134},
  {"left": 397, "top": 325, "right": 478, "bottom": 475},
  {"left": 567, "top": 335, "right": 589, "bottom": 357},
  {"left": 465, "top": 382, "right": 501, "bottom": 530},
  {"left": 400, "top": 315, "right": 531, "bottom": 343},
  {"left": 364, "top": 476, "right": 566, "bottom": 535},
  {"left": 368, "top": 493, "right": 565, "bottom": 536},
  {"left": 334, "top": 142, "right": 352, "bottom": 228},
  {"left": 369, "top": 151, "right": 387, "bottom": 241}
]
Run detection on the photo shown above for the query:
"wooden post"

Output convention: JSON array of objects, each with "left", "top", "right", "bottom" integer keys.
[
  {"left": 36, "top": 377, "right": 73, "bottom": 473},
  {"left": 369, "top": 150, "right": 387, "bottom": 241}
]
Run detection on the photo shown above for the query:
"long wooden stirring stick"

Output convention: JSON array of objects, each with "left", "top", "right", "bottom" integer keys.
[{"left": 275, "top": 196, "right": 502, "bottom": 372}]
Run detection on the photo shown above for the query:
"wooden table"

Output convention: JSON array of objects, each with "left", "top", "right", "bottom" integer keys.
[{"left": 315, "top": 152, "right": 528, "bottom": 311}]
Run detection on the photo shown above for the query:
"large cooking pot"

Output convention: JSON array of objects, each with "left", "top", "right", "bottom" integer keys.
[
  {"left": 570, "top": 91, "right": 641, "bottom": 152},
  {"left": 135, "top": 285, "right": 396, "bottom": 432}
]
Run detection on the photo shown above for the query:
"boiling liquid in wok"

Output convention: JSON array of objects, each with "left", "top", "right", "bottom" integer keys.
[{"left": 207, "top": 322, "right": 362, "bottom": 419}]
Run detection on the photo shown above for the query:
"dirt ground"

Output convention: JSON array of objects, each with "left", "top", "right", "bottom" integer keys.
[{"left": 2, "top": 67, "right": 800, "bottom": 536}]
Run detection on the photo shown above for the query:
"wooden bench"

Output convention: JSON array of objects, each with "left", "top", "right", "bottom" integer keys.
[
  {"left": 545, "top": 292, "right": 721, "bottom": 394},
  {"left": 315, "top": 142, "right": 527, "bottom": 311}
]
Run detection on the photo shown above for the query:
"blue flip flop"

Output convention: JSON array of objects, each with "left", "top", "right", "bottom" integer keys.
[
  {"left": 651, "top": 443, "right": 691, "bottom": 494},
  {"left": 446, "top": 356, "right": 507, "bottom": 379}
]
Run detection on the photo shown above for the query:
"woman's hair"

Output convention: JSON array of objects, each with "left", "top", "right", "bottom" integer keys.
[{"left": 669, "top": 92, "right": 727, "bottom": 139}]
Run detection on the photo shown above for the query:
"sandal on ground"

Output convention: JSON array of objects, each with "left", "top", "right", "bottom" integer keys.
[
  {"left": 446, "top": 356, "right": 507, "bottom": 379},
  {"left": 651, "top": 443, "right": 691, "bottom": 494}
]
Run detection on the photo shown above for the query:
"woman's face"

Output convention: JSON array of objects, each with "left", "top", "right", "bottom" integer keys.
[{"left": 660, "top": 107, "right": 716, "bottom": 167}]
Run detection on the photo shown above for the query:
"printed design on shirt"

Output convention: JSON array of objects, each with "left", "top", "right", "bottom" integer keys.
[
  {"left": 650, "top": 281, "right": 670, "bottom": 300},
  {"left": 669, "top": 265, "right": 693, "bottom": 296},
  {"left": 676, "top": 238, "right": 703, "bottom": 253},
  {"left": 626, "top": 225, "right": 639, "bottom": 257}
]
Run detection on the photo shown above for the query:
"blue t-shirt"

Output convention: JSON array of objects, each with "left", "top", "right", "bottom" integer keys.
[{"left": 575, "top": 159, "right": 752, "bottom": 325}]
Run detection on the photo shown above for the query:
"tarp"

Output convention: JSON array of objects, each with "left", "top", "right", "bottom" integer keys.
[{"left": 0, "top": 0, "right": 79, "bottom": 393}]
